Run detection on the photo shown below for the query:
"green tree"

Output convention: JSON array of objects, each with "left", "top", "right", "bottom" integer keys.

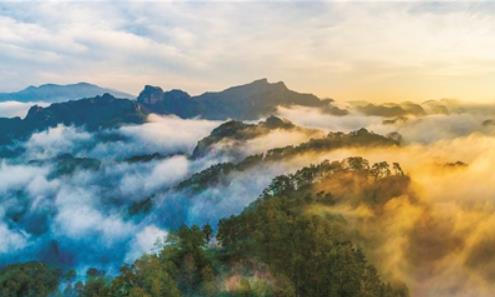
[
  {"left": 202, "top": 223, "right": 213, "bottom": 243},
  {"left": 109, "top": 255, "right": 180, "bottom": 297},
  {"left": 77, "top": 268, "right": 109, "bottom": 297},
  {"left": 0, "top": 262, "right": 61, "bottom": 297}
]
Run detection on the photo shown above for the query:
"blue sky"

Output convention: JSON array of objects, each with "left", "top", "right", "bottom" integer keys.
[{"left": 1, "top": 1, "right": 494, "bottom": 102}]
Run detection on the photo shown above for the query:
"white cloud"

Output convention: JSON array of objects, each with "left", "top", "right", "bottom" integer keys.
[
  {"left": 0, "top": 223, "right": 28, "bottom": 254},
  {"left": 25, "top": 124, "right": 93, "bottom": 159},
  {"left": 118, "top": 114, "right": 221, "bottom": 155},
  {"left": 125, "top": 225, "right": 167, "bottom": 263},
  {"left": 119, "top": 155, "right": 190, "bottom": 196},
  {"left": 277, "top": 105, "right": 495, "bottom": 144},
  {"left": 0, "top": 2, "right": 494, "bottom": 102},
  {"left": 0, "top": 162, "right": 48, "bottom": 194},
  {"left": 0, "top": 101, "right": 48, "bottom": 118},
  {"left": 53, "top": 186, "right": 134, "bottom": 243}
]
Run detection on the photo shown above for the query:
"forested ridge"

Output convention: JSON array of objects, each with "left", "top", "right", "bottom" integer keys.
[
  {"left": 0, "top": 157, "right": 408, "bottom": 297},
  {"left": 178, "top": 128, "right": 399, "bottom": 193}
]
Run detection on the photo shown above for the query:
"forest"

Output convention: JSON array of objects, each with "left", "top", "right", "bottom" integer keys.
[{"left": 0, "top": 158, "right": 409, "bottom": 297}]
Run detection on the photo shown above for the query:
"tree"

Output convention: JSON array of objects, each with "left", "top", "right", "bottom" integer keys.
[
  {"left": 103, "top": 254, "right": 181, "bottom": 297},
  {"left": 202, "top": 224, "right": 213, "bottom": 243},
  {"left": 371, "top": 161, "right": 391, "bottom": 179},
  {"left": 346, "top": 157, "right": 370, "bottom": 171},
  {"left": 217, "top": 158, "right": 409, "bottom": 297},
  {"left": 392, "top": 162, "right": 404, "bottom": 176},
  {"left": 0, "top": 262, "right": 61, "bottom": 297},
  {"left": 77, "top": 268, "right": 109, "bottom": 297}
]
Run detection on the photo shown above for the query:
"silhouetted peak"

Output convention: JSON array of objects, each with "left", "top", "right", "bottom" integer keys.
[
  {"left": 210, "top": 120, "right": 247, "bottom": 137},
  {"left": 26, "top": 105, "right": 44, "bottom": 117},
  {"left": 262, "top": 115, "right": 294, "bottom": 129},
  {"left": 273, "top": 80, "right": 287, "bottom": 89},
  {"left": 140, "top": 85, "right": 164, "bottom": 95},
  {"left": 137, "top": 85, "right": 164, "bottom": 104},
  {"left": 352, "top": 128, "right": 371, "bottom": 136},
  {"left": 75, "top": 82, "right": 94, "bottom": 86},
  {"left": 248, "top": 78, "right": 287, "bottom": 89},
  {"left": 163, "top": 89, "right": 191, "bottom": 100},
  {"left": 252, "top": 78, "right": 269, "bottom": 85},
  {"left": 100, "top": 93, "right": 116, "bottom": 100}
]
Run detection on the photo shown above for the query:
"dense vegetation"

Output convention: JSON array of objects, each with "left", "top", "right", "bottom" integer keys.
[
  {"left": 0, "top": 157, "right": 409, "bottom": 297},
  {"left": 192, "top": 116, "right": 297, "bottom": 158},
  {"left": 179, "top": 128, "right": 399, "bottom": 193},
  {"left": 0, "top": 262, "right": 61, "bottom": 297},
  {"left": 217, "top": 157, "right": 409, "bottom": 297},
  {"left": 0, "top": 94, "right": 146, "bottom": 146}
]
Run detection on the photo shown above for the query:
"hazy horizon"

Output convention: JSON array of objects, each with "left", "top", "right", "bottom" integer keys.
[{"left": 1, "top": 1, "right": 494, "bottom": 103}]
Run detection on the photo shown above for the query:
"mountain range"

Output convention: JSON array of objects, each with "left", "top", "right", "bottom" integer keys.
[
  {"left": 137, "top": 78, "right": 347, "bottom": 120},
  {"left": 0, "top": 82, "right": 134, "bottom": 102},
  {"left": 0, "top": 79, "right": 347, "bottom": 145},
  {"left": 0, "top": 94, "right": 145, "bottom": 146}
]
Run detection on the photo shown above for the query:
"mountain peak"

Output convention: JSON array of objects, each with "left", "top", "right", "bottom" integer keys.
[
  {"left": 0, "top": 82, "right": 134, "bottom": 102},
  {"left": 142, "top": 85, "right": 163, "bottom": 92},
  {"left": 137, "top": 85, "right": 164, "bottom": 105},
  {"left": 74, "top": 82, "right": 97, "bottom": 87},
  {"left": 249, "top": 78, "right": 286, "bottom": 89},
  {"left": 136, "top": 85, "right": 195, "bottom": 118},
  {"left": 137, "top": 85, "right": 192, "bottom": 104},
  {"left": 262, "top": 115, "right": 294, "bottom": 129},
  {"left": 100, "top": 93, "right": 117, "bottom": 100},
  {"left": 252, "top": 78, "right": 269, "bottom": 84}
]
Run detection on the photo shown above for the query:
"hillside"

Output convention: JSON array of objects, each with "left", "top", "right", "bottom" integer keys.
[
  {"left": 0, "top": 82, "right": 133, "bottom": 102},
  {"left": 137, "top": 78, "right": 348, "bottom": 120},
  {"left": 0, "top": 94, "right": 145, "bottom": 145},
  {"left": 178, "top": 128, "right": 399, "bottom": 193},
  {"left": 1, "top": 158, "right": 409, "bottom": 297}
]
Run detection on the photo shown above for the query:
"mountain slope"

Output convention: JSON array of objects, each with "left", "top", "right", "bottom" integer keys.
[
  {"left": 137, "top": 78, "right": 348, "bottom": 120},
  {"left": 178, "top": 128, "right": 399, "bottom": 193},
  {"left": 217, "top": 157, "right": 409, "bottom": 297},
  {"left": 0, "top": 79, "right": 345, "bottom": 146},
  {"left": 0, "top": 94, "right": 145, "bottom": 145},
  {"left": 192, "top": 115, "right": 312, "bottom": 159},
  {"left": 0, "top": 82, "right": 134, "bottom": 102}
]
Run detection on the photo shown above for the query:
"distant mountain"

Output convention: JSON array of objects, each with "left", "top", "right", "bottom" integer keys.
[
  {"left": 0, "top": 82, "right": 134, "bottom": 102},
  {"left": 351, "top": 102, "right": 426, "bottom": 117},
  {"left": 137, "top": 86, "right": 197, "bottom": 117},
  {"left": 178, "top": 128, "right": 399, "bottom": 193},
  {"left": 350, "top": 99, "right": 460, "bottom": 117},
  {"left": 0, "top": 79, "right": 346, "bottom": 146},
  {"left": 192, "top": 115, "right": 317, "bottom": 159},
  {"left": 0, "top": 94, "right": 145, "bottom": 145},
  {"left": 138, "top": 78, "right": 348, "bottom": 120}
]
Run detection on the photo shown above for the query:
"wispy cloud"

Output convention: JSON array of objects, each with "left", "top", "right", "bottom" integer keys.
[
  {"left": 0, "top": 2, "right": 494, "bottom": 102},
  {"left": 0, "top": 101, "right": 47, "bottom": 118}
]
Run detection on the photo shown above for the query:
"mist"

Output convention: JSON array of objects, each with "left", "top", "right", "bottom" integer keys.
[
  {"left": 2, "top": 107, "right": 495, "bottom": 296},
  {"left": 265, "top": 134, "right": 495, "bottom": 297},
  {"left": 276, "top": 104, "right": 495, "bottom": 144},
  {"left": 0, "top": 101, "right": 49, "bottom": 118},
  {"left": 0, "top": 113, "right": 325, "bottom": 275}
]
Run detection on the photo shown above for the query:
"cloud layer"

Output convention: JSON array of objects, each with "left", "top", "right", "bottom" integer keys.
[
  {"left": 1, "top": 2, "right": 495, "bottom": 102},
  {"left": 2, "top": 106, "right": 495, "bottom": 296}
]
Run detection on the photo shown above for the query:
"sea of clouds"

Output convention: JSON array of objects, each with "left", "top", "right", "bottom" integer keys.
[{"left": 2, "top": 106, "right": 495, "bottom": 297}]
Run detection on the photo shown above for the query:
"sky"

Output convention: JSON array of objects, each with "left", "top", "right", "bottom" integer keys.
[{"left": 0, "top": 1, "right": 494, "bottom": 103}]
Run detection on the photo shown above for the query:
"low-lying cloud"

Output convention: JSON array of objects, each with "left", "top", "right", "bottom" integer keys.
[
  {"left": 0, "top": 101, "right": 49, "bottom": 118},
  {"left": 3, "top": 109, "right": 495, "bottom": 297},
  {"left": 277, "top": 105, "right": 495, "bottom": 144}
]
